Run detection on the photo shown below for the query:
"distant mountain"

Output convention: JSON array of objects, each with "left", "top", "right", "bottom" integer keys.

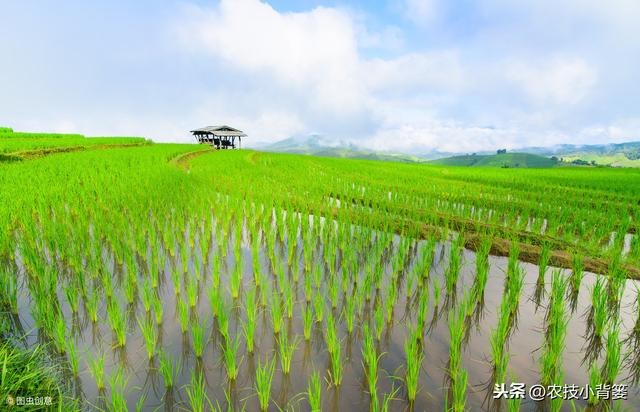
[
  {"left": 428, "top": 153, "right": 559, "bottom": 168},
  {"left": 255, "top": 135, "right": 426, "bottom": 163},
  {"left": 253, "top": 135, "right": 640, "bottom": 168}
]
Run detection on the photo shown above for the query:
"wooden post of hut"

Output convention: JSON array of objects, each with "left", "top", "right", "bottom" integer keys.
[{"left": 190, "top": 125, "right": 247, "bottom": 150}]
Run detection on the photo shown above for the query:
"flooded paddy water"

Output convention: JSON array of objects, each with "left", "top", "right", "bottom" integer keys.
[{"left": 8, "top": 214, "right": 640, "bottom": 411}]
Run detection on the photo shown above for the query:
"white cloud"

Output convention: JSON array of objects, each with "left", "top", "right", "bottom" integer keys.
[
  {"left": 507, "top": 57, "right": 597, "bottom": 106},
  {"left": 401, "top": 0, "right": 439, "bottom": 25}
]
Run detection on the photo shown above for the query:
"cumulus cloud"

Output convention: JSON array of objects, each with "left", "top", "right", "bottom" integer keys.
[
  {"left": 507, "top": 57, "right": 597, "bottom": 106},
  {"left": 1, "top": 0, "right": 638, "bottom": 152}
]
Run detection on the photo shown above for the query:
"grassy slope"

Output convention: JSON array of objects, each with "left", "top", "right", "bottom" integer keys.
[
  {"left": 0, "top": 129, "right": 147, "bottom": 155},
  {"left": 562, "top": 153, "right": 640, "bottom": 167},
  {"left": 428, "top": 152, "right": 558, "bottom": 168}
]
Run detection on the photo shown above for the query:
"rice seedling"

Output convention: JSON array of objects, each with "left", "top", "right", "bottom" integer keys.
[
  {"left": 222, "top": 333, "right": 241, "bottom": 381},
  {"left": 152, "top": 293, "right": 164, "bottom": 325},
  {"left": 137, "top": 315, "right": 158, "bottom": 360},
  {"left": 570, "top": 252, "right": 584, "bottom": 292},
  {"left": 86, "top": 290, "right": 100, "bottom": 323},
  {"left": 87, "top": 351, "right": 105, "bottom": 390},
  {"left": 491, "top": 300, "right": 511, "bottom": 383},
  {"left": 590, "top": 277, "right": 608, "bottom": 338},
  {"left": 0, "top": 266, "right": 18, "bottom": 314},
  {"left": 217, "top": 292, "right": 230, "bottom": 339},
  {"left": 185, "top": 372, "right": 213, "bottom": 412},
  {"left": 473, "top": 237, "right": 491, "bottom": 299},
  {"left": 270, "top": 288, "right": 284, "bottom": 334},
  {"left": 107, "top": 300, "right": 127, "bottom": 347},
  {"left": 171, "top": 269, "right": 181, "bottom": 296},
  {"left": 312, "top": 290, "right": 324, "bottom": 324},
  {"left": 242, "top": 317, "right": 257, "bottom": 354},
  {"left": 304, "top": 270, "right": 313, "bottom": 303},
  {"left": 374, "top": 303, "right": 384, "bottom": 341},
  {"left": 140, "top": 278, "right": 153, "bottom": 313},
  {"left": 327, "top": 338, "right": 343, "bottom": 386},
  {"left": 230, "top": 262, "right": 242, "bottom": 300},
  {"left": 540, "top": 270, "right": 568, "bottom": 387},
  {"left": 445, "top": 234, "right": 463, "bottom": 295},
  {"left": 66, "top": 338, "right": 79, "bottom": 376},
  {"left": 191, "top": 318, "right": 207, "bottom": 358},
  {"left": 303, "top": 304, "right": 313, "bottom": 340},
  {"left": 307, "top": 369, "right": 322, "bottom": 412},
  {"left": 277, "top": 332, "right": 298, "bottom": 376},
  {"left": 283, "top": 278, "right": 294, "bottom": 318},
  {"left": 343, "top": 292, "right": 356, "bottom": 335},
  {"left": 587, "top": 363, "right": 602, "bottom": 406},
  {"left": 178, "top": 299, "right": 189, "bottom": 334},
  {"left": 404, "top": 331, "right": 423, "bottom": 402},
  {"left": 158, "top": 350, "right": 181, "bottom": 388},
  {"left": 255, "top": 357, "right": 276, "bottom": 412},
  {"left": 602, "top": 321, "right": 621, "bottom": 385},
  {"left": 362, "top": 324, "right": 381, "bottom": 408},
  {"left": 107, "top": 367, "right": 128, "bottom": 412},
  {"left": 186, "top": 274, "right": 199, "bottom": 308},
  {"left": 450, "top": 368, "right": 468, "bottom": 412}
]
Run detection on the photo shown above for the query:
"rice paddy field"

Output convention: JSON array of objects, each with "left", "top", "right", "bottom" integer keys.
[{"left": 1, "top": 134, "right": 640, "bottom": 411}]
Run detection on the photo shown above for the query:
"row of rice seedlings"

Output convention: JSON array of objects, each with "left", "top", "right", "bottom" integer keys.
[
  {"left": 490, "top": 299, "right": 511, "bottom": 384},
  {"left": 540, "top": 270, "right": 568, "bottom": 387},
  {"left": 448, "top": 300, "right": 468, "bottom": 412},
  {"left": 255, "top": 357, "right": 276, "bottom": 411},
  {"left": 362, "top": 324, "right": 381, "bottom": 409},
  {"left": 404, "top": 328, "right": 423, "bottom": 402}
]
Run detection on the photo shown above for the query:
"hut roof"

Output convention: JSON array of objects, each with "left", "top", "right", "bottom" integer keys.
[{"left": 190, "top": 125, "right": 246, "bottom": 137}]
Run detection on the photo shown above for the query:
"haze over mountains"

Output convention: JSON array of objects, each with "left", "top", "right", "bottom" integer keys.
[{"left": 251, "top": 135, "right": 640, "bottom": 168}]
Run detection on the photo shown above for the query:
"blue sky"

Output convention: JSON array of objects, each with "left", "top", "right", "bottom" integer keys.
[{"left": 1, "top": 0, "right": 639, "bottom": 152}]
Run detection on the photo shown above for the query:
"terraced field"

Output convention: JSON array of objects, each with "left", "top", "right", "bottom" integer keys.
[{"left": 1, "top": 134, "right": 638, "bottom": 411}]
